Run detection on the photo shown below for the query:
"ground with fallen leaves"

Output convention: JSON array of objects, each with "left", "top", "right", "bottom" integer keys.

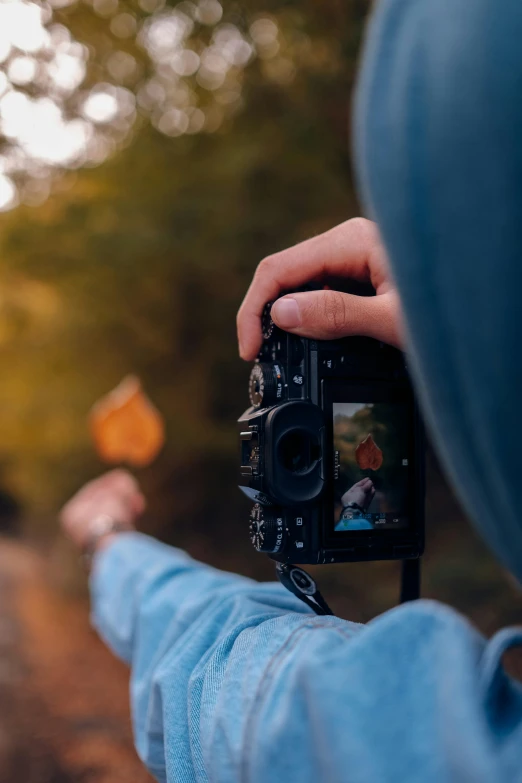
[{"left": 0, "top": 539, "right": 152, "bottom": 783}]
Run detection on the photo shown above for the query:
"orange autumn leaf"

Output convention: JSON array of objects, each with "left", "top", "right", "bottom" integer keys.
[
  {"left": 90, "top": 375, "right": 165, "bottom": 467},
  {"left": 355, "top": 434, "right": 383, "bottom": 471}
]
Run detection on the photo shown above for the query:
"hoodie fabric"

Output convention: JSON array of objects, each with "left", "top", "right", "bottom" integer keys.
[
  {"left": 91, "top": 1, "right": 522, "bottom": 780},
  {"left": 354, "top": 0, "right": 522, "bottom": 585}
]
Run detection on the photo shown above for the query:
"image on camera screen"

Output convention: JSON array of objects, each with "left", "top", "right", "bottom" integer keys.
[{"left": 333, "top": 402, "right": 410, "bottom": 531}]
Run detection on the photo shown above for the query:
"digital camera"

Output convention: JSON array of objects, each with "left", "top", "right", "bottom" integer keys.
[{"left": 237, "top": 292, "right": 425, "bottom": 568}]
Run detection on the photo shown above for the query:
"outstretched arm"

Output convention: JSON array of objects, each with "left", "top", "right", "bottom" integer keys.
[
  {"left": 91, "top": 532, "right": 522, "bottom": 783},
  {"left": 61, "top": 472, "right": 522, "bottom": 783},
  {"left": 90, "top": 531, "right": 354, "bottom": 782}
]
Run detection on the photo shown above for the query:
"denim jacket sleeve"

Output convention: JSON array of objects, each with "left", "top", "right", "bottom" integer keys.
[{"left": 90, "top": 532, "right": 522, "bottom": 783}]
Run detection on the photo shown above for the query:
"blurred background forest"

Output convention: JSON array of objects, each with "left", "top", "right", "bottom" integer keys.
[
  {"left": 0, "top": 0, "right": 362, "bottom": 549},
  {"left": 0, "top": 0, "right": 521, "bottom": 779}
]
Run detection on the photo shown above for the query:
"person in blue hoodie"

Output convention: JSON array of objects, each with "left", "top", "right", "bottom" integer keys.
[{"left": 60, "top": 0, "right": 522, "bottom": 780}]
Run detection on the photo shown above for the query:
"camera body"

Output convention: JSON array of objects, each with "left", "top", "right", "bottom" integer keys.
[{"left": 238, "top": 304, "right": 424, "bottom": 566}]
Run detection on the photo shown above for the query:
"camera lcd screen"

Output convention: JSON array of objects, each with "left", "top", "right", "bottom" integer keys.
[{"left": 333, "top": 402, "right": 410, "bottom": 531}]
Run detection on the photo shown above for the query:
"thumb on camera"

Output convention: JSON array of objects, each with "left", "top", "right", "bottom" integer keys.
[{"left": 270, "top": 289, "right": 403, "bottom": 348}]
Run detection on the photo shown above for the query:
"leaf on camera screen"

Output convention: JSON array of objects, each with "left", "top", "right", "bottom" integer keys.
[
  {"left": 355, "top": 434, "right": 383, "bottom": 471},
  {"left": 89, "top": 375, "right": 165, "bottom": 467}
]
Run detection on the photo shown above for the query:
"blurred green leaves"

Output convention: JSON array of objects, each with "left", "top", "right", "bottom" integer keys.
[
  {"left": 0, "top": 1, "right": 366, "bottom": 526},
  {"left": 0, "top": 0, "right": 360, "bottom": 208}
]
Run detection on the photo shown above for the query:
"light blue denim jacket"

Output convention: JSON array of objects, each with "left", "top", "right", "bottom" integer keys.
[{"left": 91, "top": 0, "right": 522, "bottom": 780}]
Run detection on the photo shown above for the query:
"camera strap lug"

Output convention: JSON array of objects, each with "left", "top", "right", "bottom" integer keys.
[
  {"left": 276, "top": 563, "right": 334, "bottom": 616},
  {"left": 276, "top": 558, "right": 421, "bottom": 617}
]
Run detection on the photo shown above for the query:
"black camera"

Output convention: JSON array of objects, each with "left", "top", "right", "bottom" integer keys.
[{"left": 237, "top": 293, "right": 425, "bottom": 572}]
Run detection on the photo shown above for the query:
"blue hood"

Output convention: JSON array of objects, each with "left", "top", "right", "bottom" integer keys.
[{"left": 354, "top": 0, "right": 522, "bottom": 580}]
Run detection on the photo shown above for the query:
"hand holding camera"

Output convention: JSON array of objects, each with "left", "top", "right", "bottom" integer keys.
[
  {"left": 236, "top": 217, "right": 424, "bottom": 592},
  {"left": 236, "top": 217, "right": 403, "bottom": 361}
]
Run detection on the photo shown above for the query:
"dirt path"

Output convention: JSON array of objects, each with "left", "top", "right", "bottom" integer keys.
[{"left": 0, "top": 538, "right": 153, "bottom": 783}]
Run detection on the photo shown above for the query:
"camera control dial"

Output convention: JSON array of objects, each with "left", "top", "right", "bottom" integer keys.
[
  {"left": 261, "top": 302, "right": 275, "bottom": 339},
  {"left": 249, "top": 363, "right": 285, "bottom": 408},
  {"left": 249, "top": 504, "right": 286, "bottom": 553}
]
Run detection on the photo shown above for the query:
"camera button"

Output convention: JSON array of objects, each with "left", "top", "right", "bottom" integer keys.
[
  {"left": 291, "top": 517, "right": 307, "bottom": 550},
  {"left": 322, "top": 357, "right": 336, "bottom": 371}
]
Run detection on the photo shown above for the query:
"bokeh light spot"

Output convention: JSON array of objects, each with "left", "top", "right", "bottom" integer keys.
[
  {"left": 170, "top": 49, "right": 199, "bottom": 77},
  {"left": 82, "top": 89, "right": 119, "bottom": 123},
  {"left": 110, "top": 12, "right": 137, "bottom": 38},
  {"left": 195, "top": 0, "right": 222, "bottom": 26},
  {"left": 7, "top": 55, "right": 37, "bottom": 85},
  {"left": 92, "top": 0, "right": 119, "bottom": 18},
  {"left": 0, "top": 173, "right": 17, "bottom": 211}
]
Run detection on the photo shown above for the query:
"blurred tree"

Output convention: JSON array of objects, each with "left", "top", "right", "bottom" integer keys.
[{"left": 0, "top": 0, "right": 368, "bottom": 552}]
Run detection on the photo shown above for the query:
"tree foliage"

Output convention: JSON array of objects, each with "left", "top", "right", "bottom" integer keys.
[{"left": 0, "top": 0, "right": 368, "bottom": 551}]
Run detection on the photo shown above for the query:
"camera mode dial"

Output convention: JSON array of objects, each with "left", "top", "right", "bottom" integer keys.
[
  {"left": 261, "top": 302, "right": 275, "bottom": 339},
  {"left": 249, "top": 504, "right": 286, "bottom": 553},
  {"left": 249, "top": 363, "right": 285, "bottom": 408}
]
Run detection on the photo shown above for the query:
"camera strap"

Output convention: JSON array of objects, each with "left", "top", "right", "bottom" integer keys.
[
  {"left": 276, "top": 559, "right": 421, "bottom": 617},
  {"left": 276, "top": 563, "right": 334, "bottom": 616},
  {"left": 400, "top": 558, "right": 421, "bottom": 603}
]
